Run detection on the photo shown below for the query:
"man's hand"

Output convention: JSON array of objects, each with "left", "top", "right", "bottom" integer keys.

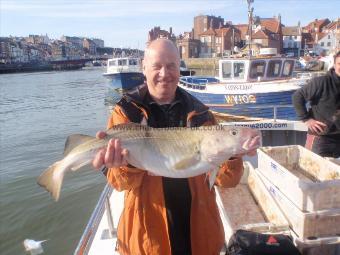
[
  {"left": 304, "top": 118, "right": 327, "bottom": 134},
  {"left": 234, "top": 132, "right": 260, "bottom": 157},
  {"left": 92, "top": 131, "right": 129, "bottom": 169}
]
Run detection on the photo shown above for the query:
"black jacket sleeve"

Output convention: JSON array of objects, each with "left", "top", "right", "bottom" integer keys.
[{"left": 292, "top": 77, "right": 324, "bottom": 121}]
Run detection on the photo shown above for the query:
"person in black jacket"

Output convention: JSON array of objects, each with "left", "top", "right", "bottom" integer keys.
[{"left": 292, "top": 51, "right": 340, "bottom": 158}]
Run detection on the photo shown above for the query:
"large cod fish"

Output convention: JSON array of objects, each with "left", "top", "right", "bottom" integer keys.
[{"left": 38, "top": 124, "right": 261, "bottom": 201}]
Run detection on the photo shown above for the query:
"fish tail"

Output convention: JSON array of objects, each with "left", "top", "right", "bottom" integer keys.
[{"left": 37, "top": 160, "right": 65, "bottom": 201}]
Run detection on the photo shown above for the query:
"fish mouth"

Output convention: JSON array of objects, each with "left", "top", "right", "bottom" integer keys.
[{"left": 242, "top": 135, "right": 262, "bottom": 152}]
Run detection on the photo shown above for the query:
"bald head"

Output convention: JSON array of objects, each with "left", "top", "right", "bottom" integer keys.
[
  {"left": 144, "top": 39, "right": 180, "bottom": 64},
  {"left": 142, "top": 39, "right": 180, "bottom": 104}
]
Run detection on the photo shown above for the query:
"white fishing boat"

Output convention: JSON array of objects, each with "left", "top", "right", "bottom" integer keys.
[
  {"left": 103, "top": 57, "right": 145, "bottom": 90},
  {"left": 74, "top": 117, "right": 340, "bottom": 255},
  {"left": 179, "top": 56, "right": 311, "bottom": 120}
]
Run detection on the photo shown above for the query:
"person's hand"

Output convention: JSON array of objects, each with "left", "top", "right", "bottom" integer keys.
[
  {"left": 234, "top": 133, "right": 261, "bottom": 157},
  {"left": 304, "top": 118, "right": 327, "bottom": 134},
  {"left": 92, "top": 131, "right": 128, "bottom": 169}
]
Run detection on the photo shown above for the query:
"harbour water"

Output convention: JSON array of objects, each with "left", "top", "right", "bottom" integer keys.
[{"left": 0, "top": 68, "right": 121, "bottom": 255}]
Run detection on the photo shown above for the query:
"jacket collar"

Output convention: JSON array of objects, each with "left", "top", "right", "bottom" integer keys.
[
  {"left": 328, "top": 68, "right": 340, "bottom": 85},
  {"left": 123, "top": 83, "right": 209, "bottom": 116}
]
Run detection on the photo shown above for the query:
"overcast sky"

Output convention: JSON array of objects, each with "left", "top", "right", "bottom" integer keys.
[{"left": 1, "top": 0, "right": 339, "bottom": 49}]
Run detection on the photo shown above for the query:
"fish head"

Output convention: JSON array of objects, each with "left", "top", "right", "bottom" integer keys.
[{"left": 200, "top": 126, "right": 261, "bottom": 164}]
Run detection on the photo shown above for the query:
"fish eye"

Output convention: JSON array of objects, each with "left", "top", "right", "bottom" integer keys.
[{"left": 229, "top": 129, "right": 238, "bottom": 136}]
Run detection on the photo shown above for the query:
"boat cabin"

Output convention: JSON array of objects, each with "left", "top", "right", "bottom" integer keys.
[
  {"left": 106, "top": 57, "right": 142, "bottom": 74},
  {"left": 219, "top": 57, "right": 295, "bottom": 83}
]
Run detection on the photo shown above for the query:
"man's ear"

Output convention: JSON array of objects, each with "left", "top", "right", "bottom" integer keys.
[{"left": 142, "top": 59, "right": 146, "bottom": 75}]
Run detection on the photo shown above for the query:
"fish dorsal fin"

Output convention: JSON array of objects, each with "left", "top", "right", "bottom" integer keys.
[{"left": 64, "top": 134, "right": 94, "bottom": 156}]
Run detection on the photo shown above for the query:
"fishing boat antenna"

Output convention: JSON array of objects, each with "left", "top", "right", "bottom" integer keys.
[{"left": 247, "top": 0, "right": 254, "bottom": 58}]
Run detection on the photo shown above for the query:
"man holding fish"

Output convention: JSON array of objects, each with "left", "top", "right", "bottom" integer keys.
[
  {"left": 91, "top": 39, "right": 260, "bottom": 255},
  {"left": 38, "top": 38, "right": 260, "bottom": 255}
]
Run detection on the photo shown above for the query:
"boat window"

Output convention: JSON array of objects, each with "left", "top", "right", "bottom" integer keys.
[
  {"left": 282, "top": 60, "right": 294, "bottom": 77},
  {"left": 109, "top": 60, "right": 117, "bottom": 66},
  {"left": 249, "top": 61, "right": 266, "bottom": 79},
  {"left": 222, "top": 62, "right": 232, "bottom": 78},
  {"left": 233, "top": 62, "right": 245, "bottom": 79},
  {"left": 118, "top": 59, "right": 127, "bottom": 66},
  {"left": 129, "top": 59, "right": 138, "bottom": 65},
  {"left": 267, "top": 60, "right": 282, "bottom": 77}
]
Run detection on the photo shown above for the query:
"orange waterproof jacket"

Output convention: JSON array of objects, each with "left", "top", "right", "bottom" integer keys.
[{"left": 106, "top": 87, "right": 244, "bottom": 255}]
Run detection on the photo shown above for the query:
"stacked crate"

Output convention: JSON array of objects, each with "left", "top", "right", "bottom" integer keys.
[
  {"left": 256, "top": 145, "right": 340, "bottom": 255},
  {"left": 215, "top": 162, "right": 290, "bottom": 243}
]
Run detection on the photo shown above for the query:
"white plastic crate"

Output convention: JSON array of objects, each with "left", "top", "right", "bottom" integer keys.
[
  {"left": 292, "top": 232, "right": 340, "bottom": 255},
  {"left": 215, "top": 162, "right": 289, "bottom": 243},
  {"left": 257, "top": 169, "right": 340, "bottom": 239},
  {"left": 257, "top": 145, "right": 340, "bottom": 211}
]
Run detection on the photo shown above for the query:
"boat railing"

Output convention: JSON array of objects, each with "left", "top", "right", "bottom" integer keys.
[
  {"left": 180, "top": 77, "right": 220, "bottom": 90},
  {"left": 74, "top": 184, "right": 113, "bottom": 255},
  {"left": 180, "top": 80, "right": 207, "bottom": 90},
  {"left": 295, "top": 71, "right": 325, "bottom": 79},
  {"left": 206, "top": 104, "right": 295, "bottom": 122}
]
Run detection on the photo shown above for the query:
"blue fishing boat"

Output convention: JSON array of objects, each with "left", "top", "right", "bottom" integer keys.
[
  {"left": 179, "top": 56, "right": 310, "bottom": 120},
  {"left": 103, "top": 57, "right": 145, "bottom": 90}
]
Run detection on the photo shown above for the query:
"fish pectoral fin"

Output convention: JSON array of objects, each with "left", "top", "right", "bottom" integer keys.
[
  {"left": 70, "top": 159, "right": 92, "bottom": 171},
  {"left": 208, "top": 168, "right": 219, "bottom": 190},
  {"left": 173, "top": 155, "right": 200, "bottom": 170},
  {"left": 64, "top": 134, "right": 95, "bottom": 156}
]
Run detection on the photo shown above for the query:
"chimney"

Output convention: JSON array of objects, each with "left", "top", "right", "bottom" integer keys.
[{"left": 169, "top": 27, "right": 173, "bottom": 35}]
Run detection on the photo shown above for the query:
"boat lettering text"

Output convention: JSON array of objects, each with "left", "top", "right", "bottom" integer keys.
[
  {"left": 225, "top": 84, "right": 253, "bottom": 90},
  {"left": 225, "top": 94, "right": 256, "bottom": 104}
]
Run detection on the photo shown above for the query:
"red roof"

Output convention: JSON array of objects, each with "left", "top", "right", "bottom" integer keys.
[
  {"left": 215, "top": 27, "right": 231, "bottom": 36},
  {"left": 252, "top": 29, "right": 269, "bottom": 39},
  {"left": 260, "top": 18, "right": 281, "bottom": 33},
  {"left": 199, "top": 28, "right": 217, "bottom": 36},
  {"left": 282, "top": 26, "right": 300, "bottom": 36},
  {"left": 303, "top": 18, "right": 330, "bottom": 32},
  {"left": 252, "top": 28, "right": 278, "bottom": 40},
  {"left": 234, "top": 24, "right": 249, "bottom": 40},
  {"left": 323, "top": 20, "right": 340, "bottom": 31}
]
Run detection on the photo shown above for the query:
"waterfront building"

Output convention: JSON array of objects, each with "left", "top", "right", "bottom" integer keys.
[
  {"left": 83, "top": 38, "right": 97, "bottom": 56},
  {"left": 176, "top": 31, "right": 200, "bottom": 59},
  {"left": 320, "top": 19, "right": 340, "bottom": 53},
  {"left": 148, "top": 26, "right": 176, "bottom": 42},
  {"left": 193, "top": 15, "right": 224, "bottom": 40},
  {"left": 199, "top": 27, "right": 241, "bottom": 57},
  {"left": 303, "top": 18, "right": 331, "bottom": 33},
  {"left": 91, "top": 38, "right": 105, "bottom": 48},
  {"left": 26, "top": 34, "right": 50, "bottom": 44},
  {"left": 250, "top": 16, "right": 283, "bottom": 54},
  {"left": 234, "top": 24, "right": 248, "bottom": 48},
  {"left": 60, "top": 36, "right": 84, "bottom": 48},
  {"left": 51, "top": 41, "right": 66, "bottom": 60},
  {"left": 282, "top": 25, "right": 303, "bottom": 57}
]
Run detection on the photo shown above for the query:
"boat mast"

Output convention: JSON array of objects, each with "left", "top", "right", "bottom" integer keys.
[{"left": 247, "top": 0, "right": 254, "bottom": 57}]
